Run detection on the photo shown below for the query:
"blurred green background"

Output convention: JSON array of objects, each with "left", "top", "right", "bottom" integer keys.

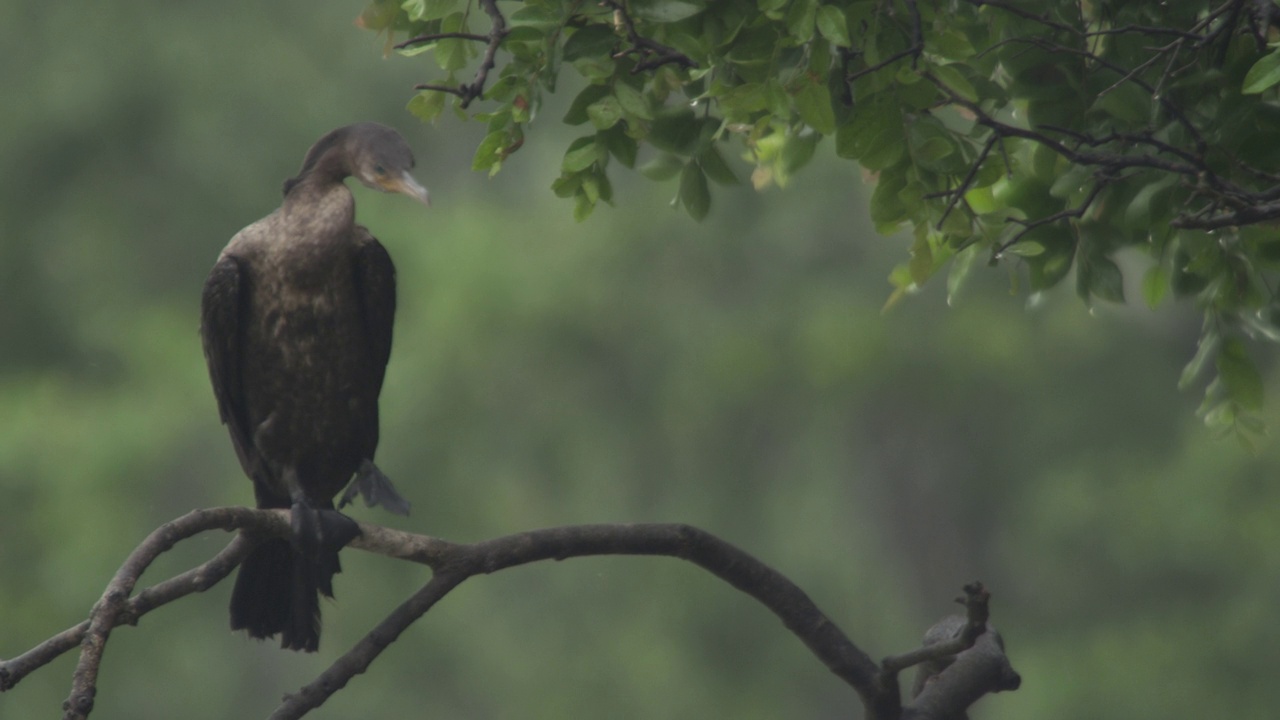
[{"left": 2, "top": 1, "right": 1278, "bottom": 718}]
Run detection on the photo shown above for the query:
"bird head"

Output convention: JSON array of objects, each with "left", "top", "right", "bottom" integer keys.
[
  {"left": 283, "top": 122, "right": 430, "bottom": 206},
  {"left": 348, "top": 123, "right": 431, "bottom": 207}
]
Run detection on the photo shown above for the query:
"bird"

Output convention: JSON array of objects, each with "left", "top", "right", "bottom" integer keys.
[{"left": 200, "top": 122, "right": 429, "bottom": 651}]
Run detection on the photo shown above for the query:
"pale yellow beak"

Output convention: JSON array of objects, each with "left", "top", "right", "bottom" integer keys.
[{"left": 383, "top": 170, "right": 430, "bottom": 207}]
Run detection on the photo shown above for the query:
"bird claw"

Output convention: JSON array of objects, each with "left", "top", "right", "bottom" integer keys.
[
  {"left": 289, "top": 500, "right": 361, "bottom": 563},
  {"left": 338, "top": 459, "right": 411, "bottom": 516}
]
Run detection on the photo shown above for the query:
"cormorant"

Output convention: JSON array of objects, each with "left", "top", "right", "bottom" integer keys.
[{"left": 200, "top": 122, "right": 428, "bottom": 652}]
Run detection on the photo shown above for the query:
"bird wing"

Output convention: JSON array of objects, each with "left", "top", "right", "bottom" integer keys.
[
  {"left": 200, "top": 255, "right": 265, "bottom": 481},
  {"left": 352, "top": 233, "right": 397, "bottom": 395}
]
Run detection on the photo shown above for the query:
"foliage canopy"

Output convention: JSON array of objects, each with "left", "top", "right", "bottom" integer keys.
[{"left": 360, "top": 0, "right": 1280, "bottom": 439}]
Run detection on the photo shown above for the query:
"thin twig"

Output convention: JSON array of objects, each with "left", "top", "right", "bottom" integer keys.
[
  {"left": 412, "top": 0, "right": 508, "bottom": 108},
  {"left": 604, "top": 0, "right": 697, "bottom": 72},
  {"left": 395, "top": 32, "right": 490, "bottom": 47},
  {"left": 0, "top": 536, "right": 252, "bottom": 692}
]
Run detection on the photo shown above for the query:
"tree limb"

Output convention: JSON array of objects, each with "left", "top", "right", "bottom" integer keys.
[{"left": 2, "top": 508, "right": 1018, "bottom": 719}]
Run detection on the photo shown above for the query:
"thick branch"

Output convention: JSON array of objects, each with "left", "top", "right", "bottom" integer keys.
[
  {"left": 9, "top": 508, "right": 1016, "bottom": 719},
  {"left": 273, "top": 522, "right": 883, "bottom": 718}
]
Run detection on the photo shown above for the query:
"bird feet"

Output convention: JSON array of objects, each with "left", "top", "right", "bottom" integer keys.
[
  {"left": 288, "top": 498, "right": 361, "bottom": 595},
  {"left": 338, "top": 458, "right": 411, "bottom": 516}
]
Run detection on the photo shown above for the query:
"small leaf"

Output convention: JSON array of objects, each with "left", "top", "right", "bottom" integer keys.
[
  {"left": 794, "top": 78, "right": 837, "bottom": 135},
  {"left": 562, "top": 136, "right": 602, "bottom": 172},
  {"left": 1218, "top": 339, "right": 1264, "bottom": 410},
  {"left": 1078, "top": 253, "right": 1125, "bottom": 303},
  {"left": 563, "top": 24, "right": 617, "bottom": 61},
  {"left": 930, "top": 64, "right": 977, "bottom": 102},
  {"left": 1005, "top": 241, "right": 1045, "bottom": 257},
  {"left": 472, "top": 130, "right": 508, "bottom": 172},
  {"left": 781, "top": 132, "right": 820, "bottom": 174},
  {"left": 679, "top": 162, "right": 711, "bottom": 220},
  {"left": 815, "top": 5, "right": 851, "bottom": 47},
  {"left": 1141, "top": 264, "right": 1168, "bottom": 308},
  {"left": 600, "top": 126, "right": 637, "bottom": 168},
  {"left": 406, "top": 90, "right": 446, "bottom": 123},
  {"left": 649, "top": 110, "right": 702, "bottom": 155},
  {"left": 908, "top": 229, "right": 934, "bottom": 285},
  {"left": 614, "top": 83, "right": 653, "bottom": 120},
  {"left": 699, "top": 146, "right": 740, "bottom": 185},
  {"left": 630, "top": 0, "right": 705, "bottom": 23},
  {"left": 564, "top": 84, "right": 612, "bottom": 125},
  {"left": 1242, "top": 50, "right": 1280, "bottom": 94},
  {"left": 785, "top": 0, "right": 817, "bottom": 42},
  {"left": 1179, "top": 332, "right": 1220, "bottom": 390},
  {"left": 641, "top": 154, "right": 684, "bottom": 181},
  {"left": 947, "top": 243, "right": 981, "bottom": 305},
  {"left": 964, "top": 186, "right": 998, "bottom": 214},
  {"left": 587, "top": 95, "right": 623, "bottom": 129}
]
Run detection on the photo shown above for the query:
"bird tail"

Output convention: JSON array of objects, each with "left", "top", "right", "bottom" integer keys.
[{"left": 229, "top": 537, "right": 342, "bottom": 652}]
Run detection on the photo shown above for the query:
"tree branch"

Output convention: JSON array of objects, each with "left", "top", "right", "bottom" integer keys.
[
  {"left": 4, "top": 508, "right": 1018, "bottom": 719},
  {"left": 604, "top": 0, "right": 696, "bottom": 73},
  {"left": 412, "top": 0, "right": 508, "bottom": 108}
]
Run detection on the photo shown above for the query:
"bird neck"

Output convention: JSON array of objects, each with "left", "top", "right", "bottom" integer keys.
[{"left": 280, "top": 178, "right": 356, "bottom": 238}]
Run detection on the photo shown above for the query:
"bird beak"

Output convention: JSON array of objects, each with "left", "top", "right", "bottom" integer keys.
[{"left": 386, "top": 171, "right": 431, "bottom": 207}]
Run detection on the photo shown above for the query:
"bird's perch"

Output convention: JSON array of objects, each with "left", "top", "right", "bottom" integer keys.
[{"left": 0, "top": 507, "right": 1018, "bottom": 720}]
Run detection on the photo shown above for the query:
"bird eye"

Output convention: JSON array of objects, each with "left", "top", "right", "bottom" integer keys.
[{"left": 374, "top": 164, "right": 386, "bottom": 175}]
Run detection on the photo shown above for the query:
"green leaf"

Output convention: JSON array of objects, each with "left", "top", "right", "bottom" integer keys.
[
  {"left": 794, "top": 78, "right": 837, "bottom": 135},
  {"left": 930, "top": 64, "right": 977, "bottom": 103},
  {"left": 869, "top": 170, "right": 908, "bottom": 227},
  {"left": 436, "top": 38, "right": 469, "bottom": 71},
  {"left": 406, "top": 90, "right": 446, "bottom": 123},
  {"left": 1095, "top": 82, "right": 1151, "bottom": 123},
  {"left": 699, "top": 145, "right": 740, "bottom": 185},
  {"left": 562, "top": 136, "right": 602, "bottom": 172},
  {"left": 600, "top": 126, "right": 637, "bottom": 168},
  {"left": 614, "top": 83, "right": 653, "bottom": 120},
  {"left": 679, "top": 162, "right": 711, "bottom": 220},
  {"left": 1218, "top": 339, "right": 1264, "bottom": 410},
  {"left": 908, "top": 229, "right": 934, "bottom": 285},
  {"left": 964, "top": 186, "right": 998, "bottom": 214},
  {"left": 509, "top": 4, "right": 562, "bottom": 29},
  {"left": 405, "top": 0, "right": 460, "bottom": 21},
  {"left": 587, "top": 95, "right": 623, "bottom": 129},
  {"left": 781, "top": 132, "right": 819, "bottom": 175},
  {"left": 1077, "top": 253, "right": 1125, "bottom": 303},
  {"left": 786, "top": 0, "right": 817, "bottom": 42},
  {"left": 564, "top": 84, "right": 612, "bottom": 125},
  {"left": 1141, "top": 264, "right": 1169, "bottom": 308},
  {"left": 641, "top": 154, "right": 684, "bottom": 181},
  {"left": 815, "top": 5, "right": 851, "bottom": 47},
  {"left": 1004, "top": 241, "right": 1045, "bottom": 258},
  {"left": 563, "top": 24, "right": 617, "bottom": 61},
  {"left": 472, "top": 130, "right": 508, "bottom": 173},
  {"left": 947, "top": 243, "right": 982, "bottom": 305},
  {"left": 929, "top": 28, "right": 976, "bottom": 61},
  {"left": 835, "top": 122, "right": 860, "bottom": 159},
  {"left": 1179, "top": 331, "right": 1220, "bottom": 390},
  {"left": 649, "top": 110, "right": 702, "bottom": 154},
  {"left": 1242, "top": 50, "right": 1280, "bottom": 94},
  {"left": 861, "top": 123, "right": 905, "bottom": 171},
  {"left": 630, "top": 0, "right": 705, "bottom": 23}
]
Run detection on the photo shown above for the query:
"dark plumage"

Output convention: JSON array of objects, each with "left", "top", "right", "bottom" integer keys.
[{"left": 200, "top": 122, "right": 428, "bottom": 651}]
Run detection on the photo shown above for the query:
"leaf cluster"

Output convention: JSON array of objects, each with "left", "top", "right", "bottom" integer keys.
[{"left": 366, "top": 0, "right": 1280, "bottom": 436}]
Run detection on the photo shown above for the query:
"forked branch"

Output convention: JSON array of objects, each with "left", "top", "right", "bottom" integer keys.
[{"left": 1, "top": 507, "right": 1018, "bottom": 720}]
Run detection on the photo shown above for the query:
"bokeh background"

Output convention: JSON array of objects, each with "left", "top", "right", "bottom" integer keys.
[{"left": 2, "top": 1, "right": 1278, "bottom": 718}]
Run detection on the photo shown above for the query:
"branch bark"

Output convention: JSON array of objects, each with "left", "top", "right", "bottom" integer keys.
[{"left": 1, "top": 508, "right": 1018, "bottom": 720}]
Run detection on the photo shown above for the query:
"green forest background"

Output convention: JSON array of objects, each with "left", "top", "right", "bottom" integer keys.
[{"left": 2, "top": 1, "right": 1278, "bottom": 718}]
